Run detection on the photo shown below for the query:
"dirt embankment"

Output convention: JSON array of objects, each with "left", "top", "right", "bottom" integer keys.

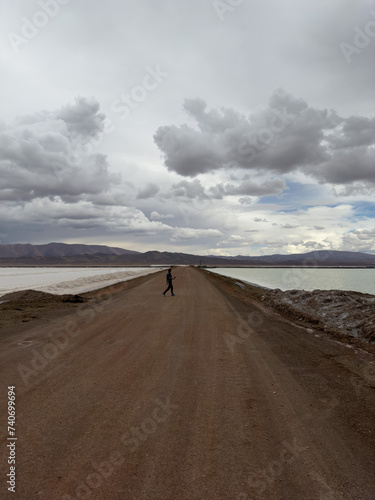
[
  {"left": 0, "top": 290, "right": 87, "bottom": 332},
  {"left": 0, "top": 290, "right": 86, "bottom": 334},
  {"left": 0, "top": 271, "right": 165, "bottom": 336},
  {"left": 262, "top": 288, "right": 375, "bottom": 344},
  {"left": 203, "top": 270, "right": 375, "bottom": 351}
]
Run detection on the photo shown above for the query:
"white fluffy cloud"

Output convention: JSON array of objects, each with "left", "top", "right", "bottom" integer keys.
[{"left": 171, "top": 227, "right": 223, "bottom": 241}]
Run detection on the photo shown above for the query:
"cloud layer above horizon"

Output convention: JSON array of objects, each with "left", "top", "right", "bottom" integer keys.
[{"left": 1, "top": 0, "right": 375, "bottom": 256}]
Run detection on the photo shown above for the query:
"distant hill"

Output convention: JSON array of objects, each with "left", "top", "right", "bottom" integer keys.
[
  {"left": 0, "top": 242, "right": 139, "bottom": 259},
  {"left": 229, "top": 250, "right": 375, "bottom": 267},
  {"left": 0, "top": 244, "right": 374, "bottom": 267}
]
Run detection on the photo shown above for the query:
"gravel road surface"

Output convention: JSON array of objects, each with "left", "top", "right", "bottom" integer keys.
[{"left": 1, "top": 267, "right": 374, "bottom": 499}]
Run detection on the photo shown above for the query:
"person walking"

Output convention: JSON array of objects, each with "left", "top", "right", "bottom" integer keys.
[{"left": 162, "top": 268, "right": 175, "bottom": 296}]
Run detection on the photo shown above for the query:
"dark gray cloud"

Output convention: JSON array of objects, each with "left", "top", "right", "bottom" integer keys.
[
  {"left": 354, "top": 229, "right": 375, "bottom": 240},
  {"left": 333, "top": 182, "right": 375, "bottom": 196},
  {"left": 0, "top": 97, "right": 119, "bottom": 201},
  {"left": 165, "top": 177, "right": 286, "bottom": 201},
  {"left": 216, "top": 178, "right": 286, "bottom": 198},
  {"left": 153, "top": 124, "right": 222, "bottom": 177},
  {"left": 342, "top": 228, "right": 375, "bottom": 252},
  {"left": 154, "top": 89, "right": 375, "bottom": 190},
  {"left": 331, "top": 116, "right": 375, "bottom": 149},
  {"left": 137, "top": 183, "right": 160, "bottom": 199},
  {"left": 169, "top": 180, "right": 207, "bottom": 200},
  {"left": 310, "top": 147, "right": 375, "bottom": 185},
  {"left": 57, "top": 97, "right": 106, "bottom": 138}
]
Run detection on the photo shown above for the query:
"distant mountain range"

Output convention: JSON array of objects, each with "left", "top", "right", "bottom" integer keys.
[
  {"left": 0, "top": 243, "right": 375, "bottom": 267},
  {"left": 0, "top": 242, "right": 139, "bottom": 259}
]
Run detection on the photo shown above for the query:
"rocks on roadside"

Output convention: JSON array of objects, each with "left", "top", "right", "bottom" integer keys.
[{"left": 262, "top": 288, "right": 375, "bottom": 343}]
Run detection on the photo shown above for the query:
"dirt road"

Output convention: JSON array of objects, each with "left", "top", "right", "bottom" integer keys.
[{"left": 1, "top": 267, "right": 374, "bottom": 499}]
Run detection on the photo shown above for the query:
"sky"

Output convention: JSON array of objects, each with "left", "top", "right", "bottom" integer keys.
[{"left": 1, "top": 0, "right": 375, "bottom": 256}]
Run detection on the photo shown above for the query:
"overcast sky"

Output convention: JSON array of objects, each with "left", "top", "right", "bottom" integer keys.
[{"left": 1, "top": 0, "right": 375, "bottom": 255}]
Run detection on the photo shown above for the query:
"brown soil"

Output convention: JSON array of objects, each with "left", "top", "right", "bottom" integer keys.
[{"left": 0, "top": 267, "right": 374, "bottom": 499}]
